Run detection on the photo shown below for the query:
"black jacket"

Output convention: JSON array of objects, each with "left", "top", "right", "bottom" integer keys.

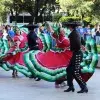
[
  {"left": 68, "top": 29, "right": 85, "bottom": 52},
  {"left": 27, "top": 31, "right": 39, "bottom": 50}
]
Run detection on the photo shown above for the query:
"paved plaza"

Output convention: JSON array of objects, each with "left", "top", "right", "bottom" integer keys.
[{"left": 0, "top": 68, "right": 100, "bottom": 100}]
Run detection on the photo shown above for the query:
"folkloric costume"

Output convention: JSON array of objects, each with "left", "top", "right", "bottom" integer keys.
[
  {"left": 63, "top": 21, "right": 88, "bottom": 93},
  {"left": 3, "top": 32, "right": 27, "bottom": 67},
  {"left": 0, "top": 22, "right": 98, "bottom": 86},
  {"left": 23, "top": 24, "right": 42, "bottom": 80},
  {"left": 23, "top": 24, "right": 39, "bottom": 51}
]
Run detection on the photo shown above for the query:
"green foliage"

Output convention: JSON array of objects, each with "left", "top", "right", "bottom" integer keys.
[
  {"left": 0, "top": 0, "right": 9, "bottom": 23},
  {"left": 83, "top": 16, "right": 100, "bottom": 26},
  {"left": 22, "top": 0, "right": 56, "bottom": 23},
  {"left": 57, "top": 0, "right": 100, "bottom": 26},
  {"left": 83, "top": 16, "right": 92, "bottom": 26},
  {"left": 90, "top": 18, "right": 100, "bottom": 26},
  {"left": 0, "top": 0, "right": 24, "bottom": 23},
  {"left": 52, "top": 13, "right": 62, "bottom": 22},
  {"left": 59, "top": 16, "right": 81, "bottom": 22},
  {"left": 92, "top": 0, "right": 100, "bottom": 17},
  {"left": 0, "top": 0, "right": 57, "bottom": 23},
  {"left": 0, "top": 0, "right": 99, "bottom": 23},
  {"left": 83, "top": 17, "right": 92, "bottom": 22}
]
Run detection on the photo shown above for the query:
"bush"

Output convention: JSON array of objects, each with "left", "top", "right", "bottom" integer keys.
[
  {"left": 59, "top": 16, "right": 81, "bottom": 22},
  {"left": 52, "top": 13, "right": 62, "bottom": 22},
  {"left": 83, "top": 17, "right": 92, "bottom": 26}
]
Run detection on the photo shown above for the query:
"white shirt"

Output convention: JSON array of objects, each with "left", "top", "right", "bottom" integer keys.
[{"left": 3, "top": 30, "right": 8, "bottom": 40}]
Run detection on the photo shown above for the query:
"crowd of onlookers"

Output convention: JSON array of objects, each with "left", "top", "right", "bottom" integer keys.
[
  {"left": 77, "top": 24, "right": 100, "bottom": 45},
  {"left": 0, "top": 23, "right": 99, "bottom": 78},
  {"left": 0, "top": 23, "right": 100, "bottom": 46},
  {"left": 0, "top": 25, "right": 15, "bottom": 40}
]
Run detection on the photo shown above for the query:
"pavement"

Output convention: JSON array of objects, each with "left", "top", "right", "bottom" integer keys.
[{"left": 0, "top": 68, "right": 100, "bottom": 100}]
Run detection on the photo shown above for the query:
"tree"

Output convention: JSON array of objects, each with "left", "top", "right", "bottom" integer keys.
[
  {"left": 57, "top": 0, "right": 93, "bottom": 18},
  {"left": 0, "top": 0, "right": 11, "bottom": 23},
  {"left": 92, "top": 0, "right": 100, "bottom": 18},
  {"left": 22, "top": 0, "right": 56, "bottom": 23},
  {"left": 0, "top": 0, "right": 57, "bottom": 23},
  {"left": 4, "top": 0, "right": 23, "bottom": 21},
  {"left": 69, "top": 1, "right": 93, "bottom": 20},
  {"left": 0, "top": 0, "right": 24, "bottom": 23}
]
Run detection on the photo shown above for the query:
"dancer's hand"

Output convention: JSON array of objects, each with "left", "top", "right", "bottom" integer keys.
[{"left": 81, "top": 45, "right": 87, "bottom": 51}]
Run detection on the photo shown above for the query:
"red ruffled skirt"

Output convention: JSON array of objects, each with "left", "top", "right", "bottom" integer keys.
[{"left": 36, "top": 49, "right": 73, "bottom": 69}]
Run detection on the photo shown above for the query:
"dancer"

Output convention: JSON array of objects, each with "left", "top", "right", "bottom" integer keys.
[
  {"left": 63, "top": 21, "right": 88, "bottom": 93},
  {"left": 23, "top": 23, "right": 39, "bottom": 51},
  {"left": 23, "top": 23, "right": 41, "bottom": 81},
  {"left": 4, "top": 27, "right": 27, "bottom": 77}
]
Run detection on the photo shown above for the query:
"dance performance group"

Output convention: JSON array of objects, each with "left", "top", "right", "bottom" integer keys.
[{"left": 0, "top": 20, "right": 98, "bottom": 93}]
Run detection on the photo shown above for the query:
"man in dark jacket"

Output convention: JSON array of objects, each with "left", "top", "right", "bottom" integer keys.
[
  {"left": 24, "top": 24, "right": 39, "bottom": 50},
  {"left": 63, "top": 21, "right": 88, "bottom": 93},
  {"left": 23, "top": 23, "right": 40, "bottom": 81}
]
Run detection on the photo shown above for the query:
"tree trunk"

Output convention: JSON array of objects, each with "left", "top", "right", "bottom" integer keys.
[
  {"left": 34, "top": 0, "right": 39, "bottom": 23},
  {"left": 39, "top": 0, "right": 49, "bottom": 17},
  {"left": 10, "top": 9, "right": 14, "bottom": 17},
  {"left": 14, "top": 10, "right": 19, "bottom": 32}
]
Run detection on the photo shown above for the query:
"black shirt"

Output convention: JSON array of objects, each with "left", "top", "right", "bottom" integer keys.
[
  {"left": 68, "top": 29, "right": 85, "bottom": 52},
  {"left": 27, "top": 31, "right": 39, "bottom": 50},
  {"left": 96, "top": 31, "right": 100, "bottom": 36}
]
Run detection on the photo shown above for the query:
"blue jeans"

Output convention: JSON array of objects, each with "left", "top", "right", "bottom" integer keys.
[
  {"left": 84, "top": 34, "right": 92, "bottom": 41},
  {"left": 96, "top": 36, "right": 100, "bottom": 45}
]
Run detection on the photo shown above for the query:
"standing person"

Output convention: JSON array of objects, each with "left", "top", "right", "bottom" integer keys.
[
  {"left": 95, "top": 25, "right": 100, "bottom": 45},
  {"left": 5, "top": 28, "right": 23, "bottom": 77},
  {"left": 23, "top": 23, "right": 41, "bottom": 81},
  {"left": 2, "top": 25, "right": 8, "bottom": 40},
  {"left": 77, "top": 25, "right": 85, "bottom": 38},
  {"left": 91, "top": 25, "right": 96, "bottom": 39},
  {"left": 63, "top": 21, "right": 88, "bottom": 93},
  {"left": 5, "top": 25, "right": 15, "bottom": 38},
  {"left": 84, "top": 24, "right": 91, "bottom": 40}
]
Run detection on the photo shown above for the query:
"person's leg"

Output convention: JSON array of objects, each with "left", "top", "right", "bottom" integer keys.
[
  {"left": 74, "top": 70, "right": 88, "bottom": 93},
  {"left": 64, "top": 67, "right": 74, "bottom": 92},
  {"left": 98, "top": 36, "right": 100, "bottom": 45},
  {"left": 12, "top": 69, "right": 16, "bottom": 78},
  {"left": 55, "top": 76, "right": 67, "bottom": 88},
  {"left": 73, "top": 53, "right": 88, "bottom": 93},
  {"left": 73, "top": 69, "right": 88, "bottom": 93},
  {"left": 64, "top": 53, "right": 77, "bottom": 92},
  {"left": 67, "top": 67, "right": 74, "bottom": 87},
  {"left": 96, "top": 36, "right": 99, "bottom": 45},
  {"left": 15, "top": 70, "right": 18, "bottom": 77}
]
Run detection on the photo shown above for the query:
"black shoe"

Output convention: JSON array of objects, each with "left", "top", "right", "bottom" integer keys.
[
  {"left": 35, "top": 78, "right": 41, "bottom": 81},
  {"left": 64, "top": 87, "right": 75, "bottom": 92},
  {"left": 77, "top": 87, "right": 88, "bottom": 93}
]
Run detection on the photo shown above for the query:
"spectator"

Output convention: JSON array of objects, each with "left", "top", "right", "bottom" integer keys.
[
  {"left": 77, "top": 25, "right": 85, "bottom": 38},
  {"left": 2, "top": 25, "right": 8, "bottom": 40},
  {"left": 91, "top": 25, "right": 96, "bottom": 39},
  {"left": 5, "top": 25, "right": 15, "bottom": 38},
  {"left": 23, "top": 23, "right": 41, "bottom": 81},
  {"left": 84, "top": 24, "right": 91, "bottom": 40},
  {"left": 96, "top": 25, "right": 100, "bottom": 45}
]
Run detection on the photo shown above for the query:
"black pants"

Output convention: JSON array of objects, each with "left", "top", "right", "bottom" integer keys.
[
  {"left": 29, "top": 46, "right": 39, "bottom": 51},
  {"left": 66, "top": 50, "right": 86, "bottom": 89}
]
